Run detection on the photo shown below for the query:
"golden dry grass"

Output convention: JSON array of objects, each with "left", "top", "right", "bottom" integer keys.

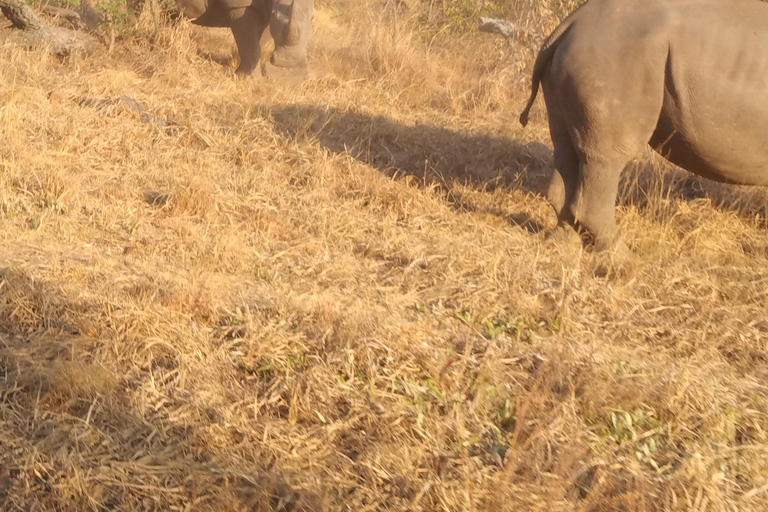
[{"left": 0, "top": 2, "right": 767, "bottom": 510}]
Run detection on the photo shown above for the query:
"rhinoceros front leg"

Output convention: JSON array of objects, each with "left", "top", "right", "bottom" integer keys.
[
  {"left": 269, "top": 0, "right": 313, "bottom": 69},
  {"left": 230, "top": 4, "right": 270, "bottom": 75}
]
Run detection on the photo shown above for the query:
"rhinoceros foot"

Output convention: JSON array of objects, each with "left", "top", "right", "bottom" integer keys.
[
  {"left": 269, "top": 45, "right": 308, "bottom": 69},
  {"left": 263, "top": 60, "right": 309, "bottom": 85}
]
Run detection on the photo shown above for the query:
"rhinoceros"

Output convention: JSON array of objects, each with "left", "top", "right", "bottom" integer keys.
[
  {"left": 519, "top": 0, "right": 768, "bottom": 252},
  {"left": 175, "top": 0, "right": 314, "bottom": 76}
]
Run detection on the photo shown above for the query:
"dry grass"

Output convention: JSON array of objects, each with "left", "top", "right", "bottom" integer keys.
[{"left": 0, "top": 2, "right": 767, "bottom": 510}]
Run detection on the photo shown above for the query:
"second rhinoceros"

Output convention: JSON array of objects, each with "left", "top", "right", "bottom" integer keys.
[
  {"left": 520, "top": 0, "right": 768, "bottom": 253},
  {"left": 176, "top": 0, "right": 314, "bottom": 76}
]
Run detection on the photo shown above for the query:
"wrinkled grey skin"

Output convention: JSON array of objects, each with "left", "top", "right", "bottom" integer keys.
[
  {"left": 520, "top": 0, "right": 768, "bottom": 252},
  {"left": 176, "top": 0, "right": 314, "bottom": 76}
]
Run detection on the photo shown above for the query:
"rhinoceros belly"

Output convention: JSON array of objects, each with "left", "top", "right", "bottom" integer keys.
[{"left": 650, "top": 7, "right": 768, "bottom": 187}]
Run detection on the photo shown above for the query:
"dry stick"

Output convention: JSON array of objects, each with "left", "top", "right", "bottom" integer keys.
[
  {"left": 79, "top": 93, "right": 178, "bottom": 129},
  {"left": 0, "top": 0, "right": 97, "bottom": 55},
  {"left": 478, "top": 17, "right": 516, "bottom": 53},
  {"left": 40, "top": 4, "right": 87, "bottom": 31},
  {"left": 478, "top": 16, "right": 543, "bottom": 56}
]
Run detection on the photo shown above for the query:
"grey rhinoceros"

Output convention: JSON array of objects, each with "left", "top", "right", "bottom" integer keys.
[
  {"left": 175, "top": 0, "right": 314, "bottom": 77},
  {"left": 520, "top": 0, "right": 768, "bottom": 252}
]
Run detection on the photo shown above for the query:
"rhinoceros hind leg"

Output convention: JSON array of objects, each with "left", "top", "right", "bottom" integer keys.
[
  {"left": 270, "top": 43, "right": 308, "bottom": 70},
  {"left": 545, "top": 115, "right": 578, "bottom": 221},
  {"left": 568, "top": 125, "right": 659, "bottom": 252},
  {"left": 270, "top": 0, "right": 313, "bottom": 69},
  {"left": 540, "top": 73, "right": 581, "bottom": 240},
  {"left": 569, "top": 157, "right": 627, "bottom": 251}
]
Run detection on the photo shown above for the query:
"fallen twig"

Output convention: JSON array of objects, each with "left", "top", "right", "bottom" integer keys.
[
  {"left": 40, "top": 3, "right": 87, "bottom": 31},
  {"left": 78, "top": 93, "right": 179, "bottom": 129},
  {"left": 478, "top": 16, "right": 516, "bottom": 52}
]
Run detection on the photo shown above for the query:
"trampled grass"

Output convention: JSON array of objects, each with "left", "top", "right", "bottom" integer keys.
[{"left": 0, "top": 1, "right": 766, "bottom": 510}]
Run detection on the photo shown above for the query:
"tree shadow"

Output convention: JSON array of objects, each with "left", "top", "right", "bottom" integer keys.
[
  {"left": 261, "top": 103, "right": 555, "bottom": 234},
  {"left": 0, "top": 267, "right": 321, "bottom": 511}
]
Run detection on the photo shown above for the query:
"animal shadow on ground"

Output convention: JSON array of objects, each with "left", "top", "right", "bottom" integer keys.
[
  {"left": 0, "top": 268, "right": 322, "bottom": 511},
  {"left": 264, "top": 104, "right": 768, "bottom": 235},
  {"left": 263, "top": 104, "right": 554, "bottom": 233},
  {"left": 196, "top": 49, "right": 234, "bottom": 68},
  {"left": 619, "top": 158, "right": 768, "bottom": 228}
]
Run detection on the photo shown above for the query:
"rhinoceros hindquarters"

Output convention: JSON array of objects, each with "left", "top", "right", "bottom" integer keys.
[{"left": 523, "top": 0, "right": 768, "bottom": 253}]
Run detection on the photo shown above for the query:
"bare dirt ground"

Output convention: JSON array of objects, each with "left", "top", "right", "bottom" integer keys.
[{"left": 0, "top": 2, "right": 767, "bottom": 510}]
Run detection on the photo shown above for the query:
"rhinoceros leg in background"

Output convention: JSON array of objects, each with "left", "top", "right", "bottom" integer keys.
[
  {"left": 230, "top": 3, "right": 272, "bottom": 74},
  {"left": 269, "top": 0, "right": 314, "bottom": 71},
  {"left": 181, "top": 0, "right": 271, "bottom": 75}
]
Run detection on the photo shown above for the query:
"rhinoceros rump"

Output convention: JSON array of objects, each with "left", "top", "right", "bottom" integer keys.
[{"left": 520, "top": 0, "right": 768, "bottom": 252}]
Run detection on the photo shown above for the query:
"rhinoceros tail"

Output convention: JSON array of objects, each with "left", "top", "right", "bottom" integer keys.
[{"left": 519, "top": 10, "right": 581, "bottom": 127}]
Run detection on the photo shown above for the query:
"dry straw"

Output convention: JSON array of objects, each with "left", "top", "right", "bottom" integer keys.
[{"left": 0, "top": 1, "right": 766, "bottom": 510}]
